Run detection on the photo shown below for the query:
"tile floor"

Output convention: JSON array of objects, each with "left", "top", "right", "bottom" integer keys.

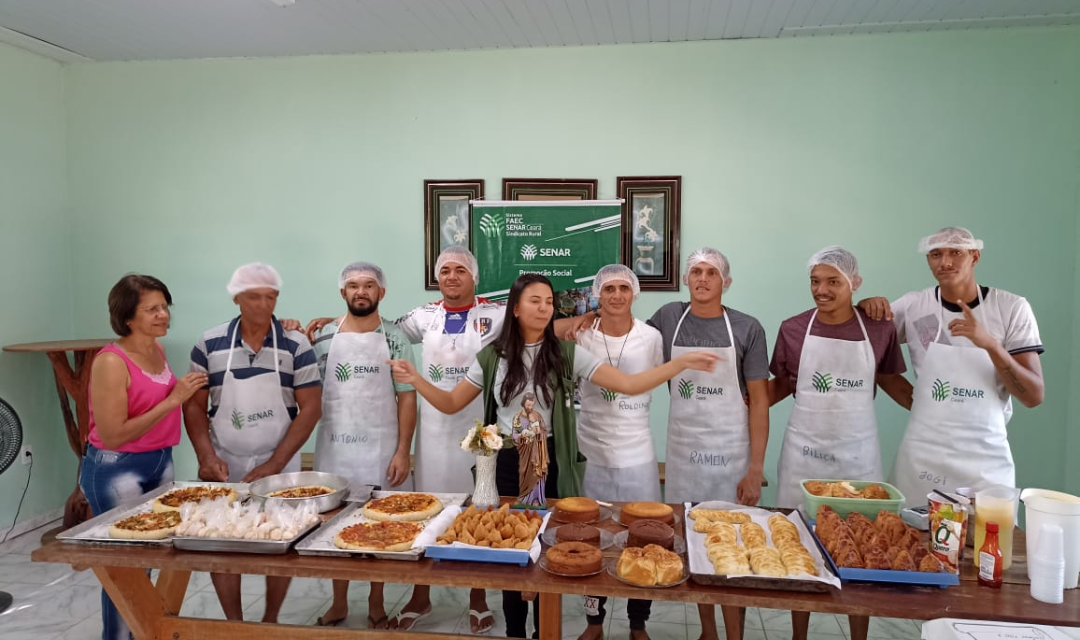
[{"left": 1, "top": 520, "right": 1076, "bottom": 640}]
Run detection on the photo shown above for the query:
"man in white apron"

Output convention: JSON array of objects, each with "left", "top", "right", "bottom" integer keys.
[
  {"left": 575, "top": 265, "right": 664, "bottom": 640},
  {"left": 184, "top": 262, "right": 323, "bottom": 624},
  {"left": 389, "top": 246, "right": 501, "bottom": 633},
  {"left": 309, "top": 261, "right": 418, "bottom": 630},
  {"left": 771, "top": 247, "right": 907, "bottom": 509},
  {"left": 645, "top": 248, "right": 770, "bottom": 640},
  {"left": 768, "top": 247, "right": 909, "bottom": 640},
  {"left": 858, "top": 228, "right": 1045, "bottom": 505}
]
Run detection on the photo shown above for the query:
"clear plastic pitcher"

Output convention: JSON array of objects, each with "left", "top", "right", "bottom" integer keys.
[
  {"left": 974, "top": 485, "right": 1019, "bottom": 570},
  {"left": 1022, "top": 488, "right": 1080, "bottom": 589}
]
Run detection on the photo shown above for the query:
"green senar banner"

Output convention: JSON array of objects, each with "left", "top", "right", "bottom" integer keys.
[{"left": 472, "top": 200, "right": 622, "bottom": 301}]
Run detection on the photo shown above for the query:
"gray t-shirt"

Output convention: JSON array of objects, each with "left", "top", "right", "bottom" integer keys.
[
  {"left": 465, "top": 342, "right": 602, "bottom": 437},
  {"left": 647, "top": 301, "right": 769, "bottom": 396}
]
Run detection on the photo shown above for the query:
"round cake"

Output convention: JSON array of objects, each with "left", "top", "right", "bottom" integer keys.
[
  {"left": 555, "top": 523, "right": 601, "bottom": 546},
  {"left": 627, "top": 520, "right": 675, "bottom": 550},
  {"left": 546, "top": 541, "right": 603, "bottom": 575},
  {"left": 554, "top": 497, "right": 600, "bottom": 523},
  {"left": 620, "top": 501, "right": 674, "bottom": 525}
]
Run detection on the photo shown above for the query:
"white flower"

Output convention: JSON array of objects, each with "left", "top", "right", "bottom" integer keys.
[
  {"left": 481, "top": 432, "right": 502, "bottom": 451},
  {"left": 460, "top": 425, "right": 477, "bottom": 452}
]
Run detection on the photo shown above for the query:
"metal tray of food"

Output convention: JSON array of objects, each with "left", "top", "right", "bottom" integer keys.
[
  {"left": 172, "top": 519, "right": 321, "bottom": 554},
  {"left": 295, "top": 491, "right": 469, "bottom": 561},
  {"left": 686, "top": 503, "right": 841, "bottom": 593},
  {"left": 248, "top": 471, "right": 357, "bottom": 513},
  {"left": 57, "top": 481, "right": 250, "bottom": 546}
]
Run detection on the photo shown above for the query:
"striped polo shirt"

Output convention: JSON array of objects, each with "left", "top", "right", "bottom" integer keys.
[{"left": 189, "top": 315, "right": 321, "bottom": 420}]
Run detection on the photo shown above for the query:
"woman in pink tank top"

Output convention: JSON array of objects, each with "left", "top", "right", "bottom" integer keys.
[{"left": 80, "top": 274, "right": 207, "bottom": 640}]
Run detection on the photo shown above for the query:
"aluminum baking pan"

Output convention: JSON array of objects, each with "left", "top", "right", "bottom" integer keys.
[{"left": 249, "top": 471, "right": 351, "bottom": 513}]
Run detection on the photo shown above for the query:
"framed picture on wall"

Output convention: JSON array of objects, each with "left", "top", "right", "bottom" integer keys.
[
  {"left": 423, "top": 179, "right": 484, "bottom": 290},
  {"left": 617, "top": 176, "right": 681, "bottom": 291},
  {"left": 502, "top": 178, "right": 598, "bottom": 201}
]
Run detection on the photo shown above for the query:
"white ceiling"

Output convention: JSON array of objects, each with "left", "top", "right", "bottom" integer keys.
[{"left": 1, "top": 0, "right": 1078, "bottom": 63}]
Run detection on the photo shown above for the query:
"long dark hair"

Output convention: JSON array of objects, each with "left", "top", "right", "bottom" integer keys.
[{"left": 495, "top": 273, "right": 566, "bottom": 408}]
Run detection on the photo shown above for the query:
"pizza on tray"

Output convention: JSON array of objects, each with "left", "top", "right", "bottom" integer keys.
[
  {"left": 333, "top": 521, "right": 423, "bottom": 552},
  {"left": 267, "top": 485, "right": 333, "bottom": 499},
  {"left": 108, "top": 511, "right": 182, "bottom": 540},
  {"left": 361, "top": 493, "right": 443, "bottom": 522},
  {"left": 152, "top": 486, "right": 239, "bottom": 513}
]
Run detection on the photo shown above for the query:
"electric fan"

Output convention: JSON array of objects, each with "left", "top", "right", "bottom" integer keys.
[{"left": 0, "top": 397, "right": 24, "bottom": 614}]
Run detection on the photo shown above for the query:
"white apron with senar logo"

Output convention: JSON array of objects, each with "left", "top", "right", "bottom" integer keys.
[
  {"left": 892, "top": 287, "right": 1012, "bottom": 505},
  {"left": 578, "top": 318, "right": 661, "bottom": 503},
  {"left": 210, "top": 321, "right": 296, "bottom": 483},
  {"left": 664, "top": 307, "right": 749, "bottom": 505},
  {"left": 314, "top": 319, "right": 409, "bottom": 489},
  {"left": 776, "top": 309, "right": 881, "bottom": 509},
  {"left": 414, "top": 304, "right": 483, "bottom": 493}
]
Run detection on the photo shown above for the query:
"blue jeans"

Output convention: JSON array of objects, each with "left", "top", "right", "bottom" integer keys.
[{"left": 80, "top": 445, "right": 174, "bottom": 640}]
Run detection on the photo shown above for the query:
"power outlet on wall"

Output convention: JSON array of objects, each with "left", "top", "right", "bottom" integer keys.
[{"left": 20, "top": 445, "right": 32, "bottom": 465}]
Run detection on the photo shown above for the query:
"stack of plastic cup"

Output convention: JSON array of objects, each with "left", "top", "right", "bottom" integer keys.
[{"left": 1029, "top": 523, "right": 1065, "bottom": 604}]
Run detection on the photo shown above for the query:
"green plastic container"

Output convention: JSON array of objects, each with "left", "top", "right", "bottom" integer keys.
[{"left": 801, "top": 479, "right": 905, "bottom": 520}]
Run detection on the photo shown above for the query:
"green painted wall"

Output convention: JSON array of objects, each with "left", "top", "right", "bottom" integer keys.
[
  {"left": 4, "top": 25, "right": 1079, "bottom": 528},
  {"left": 0, "top": 43, "right": 76, "bottom": 531}
]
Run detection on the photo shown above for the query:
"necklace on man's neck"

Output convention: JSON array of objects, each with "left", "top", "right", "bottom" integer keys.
[{"left": 598, "top": 319, "right": 630, "bottom": 370}]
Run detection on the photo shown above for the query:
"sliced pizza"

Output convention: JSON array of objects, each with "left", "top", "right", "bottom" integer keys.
[
  {"left": 362, "top": 493, "right": 443, "bottom": 522},
  {"left": 152, "top": 486, "right": 239, "bottom": 513},
  {"left": 333, "top": 521, "right": 423, "bottom": 552},
  {"left": 267, "top": 485, "right": 333, "bottom": 499},
  {"left": 109, "top": 511, "right": 182, "bottom": 540}
]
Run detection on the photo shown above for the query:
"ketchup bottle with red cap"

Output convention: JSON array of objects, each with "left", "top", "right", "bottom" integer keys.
[{"left": 978, "top": 521, "right": 1003, "bottom": 588}]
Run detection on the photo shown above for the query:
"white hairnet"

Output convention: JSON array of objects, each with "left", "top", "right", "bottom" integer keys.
[
  {"left": 592, "top": 264, "right": 640, "bottom": 300},
  {"left": 227, "top": 263, "right": 282, "bottom": 297},
  {"left": 918, "top": 227, "right": 984, "bottom": 254},
  {"left": 339, "top": 261, "right": 386, "bottom": 289},
  {"left": 683, "top": 247, "right": 732, "bottom": 293},
  {"left": 434, "top": 245, "right": 479, "bottom": 285},
  {"left": 808, "top": 246, "right": 862, "bottom": 292}
]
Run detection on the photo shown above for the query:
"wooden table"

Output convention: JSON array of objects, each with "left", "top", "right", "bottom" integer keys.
[
  {"left": 3, "top": 339, "right": 112, "bottom": 528},
  {"left": 32, "top": 527, "right": 1078, "bottom": 640}
]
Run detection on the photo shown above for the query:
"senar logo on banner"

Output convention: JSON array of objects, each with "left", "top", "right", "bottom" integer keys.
[{"left": 471, "top": 200, "right": 622, "bottom": 301}]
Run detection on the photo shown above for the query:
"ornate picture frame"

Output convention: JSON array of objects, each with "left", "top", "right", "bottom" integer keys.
[
  {"left": 502, "top": 178, "right": 598, "bottom": 201},
  {"left": 423, "top": 179, "right": 485, "bottom": 290},
  {"left": 617, "top": 176, "right": 682, "bottom": 291}
]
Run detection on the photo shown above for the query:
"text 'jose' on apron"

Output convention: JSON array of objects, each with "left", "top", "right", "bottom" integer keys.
[
  {"left": 578, "top": 318, "right": 661, "bottom": 503},
  {"left": 315, "top": 318, "right": 412, "bottom": 490},
  {"left": 776, "top": 309, "right": 881, "bottom": 509},
  {"left": 665, "top": 307, "right": 749, "bottom": 506},
  {"left": 210, "top": 321, "right": 296, "bottom": 483},
  {"left": 892, "top": 286, "right": 1012, "bottom": 506}
]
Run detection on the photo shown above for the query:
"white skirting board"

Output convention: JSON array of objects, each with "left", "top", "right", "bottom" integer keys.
[{"left": 0, "top": 509, "right": 62, "bottom": 544}]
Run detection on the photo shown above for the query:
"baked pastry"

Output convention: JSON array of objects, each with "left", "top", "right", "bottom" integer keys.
[
  {"left": 704, "top": 522, "right": 738, "bottom": 547},
  {"left": 780, "top": 546, "right": 819, "bottom": 576},
  {"left": 627, "top": 520, "right": 675, "bottom": 550},
  {"left": 708, "top": 545, "right": 750, "bottom": 575},
  {"left": 740, "top": 522, "right": 767, "bottom": 549},
  {"left": 616, "top": 544, "right": 683, "bottom": 585},
  {"left": 620, "top": 501, "right": 674, "bottom": 525},
  {"left": 748, "top": 547, "right": 786, "bottom": 577},
  {"left": 688, "top": 508, "right": 751, "bottom": 525},
  {"left": 554, "top": 497, "right": 600, "bottom": 523},
  {"left": 546, "top": 541, "right": 603, "bottom": 575},
  {"left": 555, "top": 523, "right": 601, "bottom": 546}
]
